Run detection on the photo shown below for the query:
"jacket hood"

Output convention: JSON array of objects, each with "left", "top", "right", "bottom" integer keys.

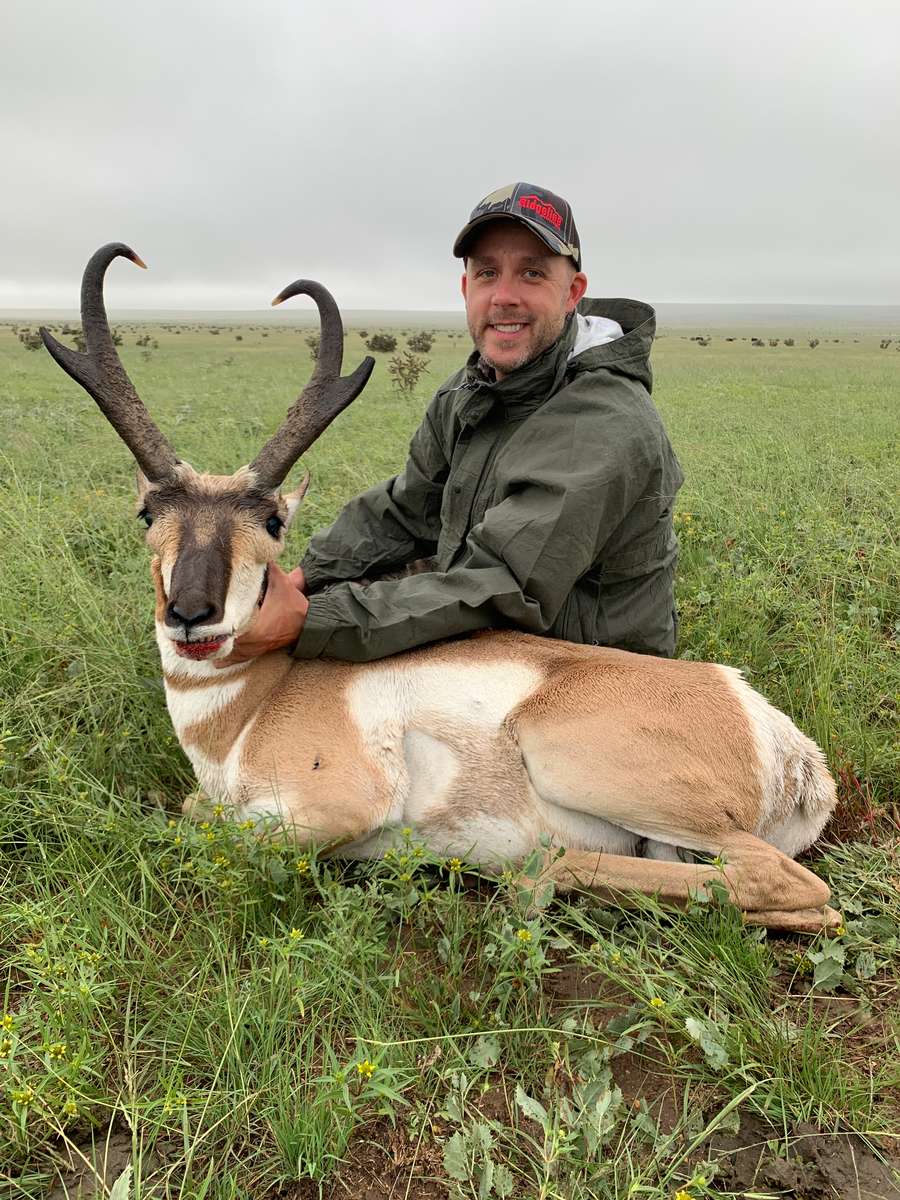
[{"left": 569, "top": 297, "right": 656, "bottom": 391}]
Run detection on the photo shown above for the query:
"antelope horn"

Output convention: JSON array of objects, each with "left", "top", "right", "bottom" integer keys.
[
  {"left": 249, "top": 279, "right": 375, "bottom": 492},
  {"left": 40, "top": 243, "right": 180, "bottom": 483}
]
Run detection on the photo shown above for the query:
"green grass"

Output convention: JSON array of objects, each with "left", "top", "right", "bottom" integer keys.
[{"left": 0, "top": 320, "right": 897, "bottom": 1197}]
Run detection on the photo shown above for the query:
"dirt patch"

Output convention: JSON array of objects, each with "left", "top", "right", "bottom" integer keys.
[
  {"left": 612, "top": 1049, "right": 687, "bottom": 1135},
  {"left": 706, "top": 1114, "right": 899, "bottom": 1200},
  {"left": 285, "top": 1118, "right": 446, "bottom": 1200},
  {"left": 42, "top": 1130, "right": 167, "bottom": 1200}
]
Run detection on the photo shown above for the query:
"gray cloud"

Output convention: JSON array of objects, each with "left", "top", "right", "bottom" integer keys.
[{"left": 3, "top": 0, "right": 898, "bottom": 309}]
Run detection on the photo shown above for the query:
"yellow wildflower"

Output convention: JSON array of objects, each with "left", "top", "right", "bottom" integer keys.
[
  {"left": 289, "top": 928, "right": 304, "bottom": 941},
  {"left": 448, "top": 858, "right": 463, "bottom": 873},
  {"left": 515, "top": 928, "right": 532, "bottom": 943},
  {"left": 295, "top": 858, "right": 309, "bottom": 874},
  {"left": 63, "top": 1099, "right": 79, "bottom": 1116},
  {"left": 649, "top": 997, "right": 666, "bottom": 1008},
  {"left": 1, "top": 1014, "right": 13, "bottom": 1031},
  {"left": 357, "top": 1059, "right": 376, "bottom": 1078},
  {"left": 47, "top": 1042, "right": 67, "bottom": 1060}
]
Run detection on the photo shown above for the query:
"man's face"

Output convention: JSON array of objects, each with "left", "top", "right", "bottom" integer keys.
[{"left": 461, "top": 221, "right": 588, "bottom": 378}]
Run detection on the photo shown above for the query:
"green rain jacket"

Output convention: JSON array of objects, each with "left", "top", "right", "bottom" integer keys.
[{"left": 293, "top": 297, "right": 684, "bottom": 662}]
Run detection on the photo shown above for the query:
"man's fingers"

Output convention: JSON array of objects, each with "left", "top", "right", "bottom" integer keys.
[{"left": 287, "top": 566, "right": 306, "bottom": 591}]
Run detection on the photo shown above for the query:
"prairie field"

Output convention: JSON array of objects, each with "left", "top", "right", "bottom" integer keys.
[{"left": 0, "top": 316, "right": 898, "bottom": 1198}]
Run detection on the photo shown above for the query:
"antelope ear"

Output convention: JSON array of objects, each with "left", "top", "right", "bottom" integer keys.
[
  {"left": 282, "top": 470, "right": 310, "bottom": 529},
  {"left": 136, "top": 468, "right": 153, "bottom": 504}
]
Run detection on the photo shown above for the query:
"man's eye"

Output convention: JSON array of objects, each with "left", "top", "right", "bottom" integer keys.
[
  {"left": 265, "top": 515, "right": 284, "bottom": 538},
  {"left": 138, "top": 509, "right": 153, "bottom": 528}
]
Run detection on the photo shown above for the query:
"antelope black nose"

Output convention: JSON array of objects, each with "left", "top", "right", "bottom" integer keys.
[{"left": 168, "top": 600, "right": 215, "bottom": 628}]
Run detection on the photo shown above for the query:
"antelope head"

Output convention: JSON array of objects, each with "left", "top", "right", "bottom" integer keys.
[{"left": 41, "top": 243, "right": 374, "bottom": 664}]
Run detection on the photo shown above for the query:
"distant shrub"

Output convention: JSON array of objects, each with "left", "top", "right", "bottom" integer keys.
[
  {"left": 880, "top": 339, "right": 892, "bottom": 349},
  {"left": 305, "top": 334, "right": 320, "bottom": 360},
  {"left": 809, "top": 338, "right": 820, "bottom": 349},
  {"left": 358, "top": 329, "right": 368, "bottom": 339},
  {"left": 751, "top": 338, "right": 765, "bottom": 347},
  {"left": 235, "top": 335, "right": 243, "bottom": 341},
  {"left": 769, "top": 339, "right": 779, "bottom": 347},
  {"left": 784, "top": 338, "right": 795, "bottom": 347},
  {"left": 366, "top": 332, "right": 397, "bottom": 353},
  {"left": 388, "top": 350, "right": 429, "bottom": 394},
  {"left": 407, "top": 331, "right": 434, "bottom": 353},
  {"left": 18, "top": 328, "right": 43, "bottom": 351}
]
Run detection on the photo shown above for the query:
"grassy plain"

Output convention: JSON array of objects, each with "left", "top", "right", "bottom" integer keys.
[{"left": 0, "top": 316, "right": 898, "bottom": 1198}]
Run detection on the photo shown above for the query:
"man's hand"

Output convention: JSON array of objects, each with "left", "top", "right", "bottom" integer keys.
[{"left": 216, "top": 565, "right": 308, "bottom": 666}]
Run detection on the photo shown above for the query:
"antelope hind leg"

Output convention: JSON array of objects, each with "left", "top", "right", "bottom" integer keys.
[{"left": 525, "top": 831, "right": 837, "bottom": 933}]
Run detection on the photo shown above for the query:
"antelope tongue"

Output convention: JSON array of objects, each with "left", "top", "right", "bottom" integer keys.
[{"left": 174, "top": 635, "right": 227, "bottom": 660}]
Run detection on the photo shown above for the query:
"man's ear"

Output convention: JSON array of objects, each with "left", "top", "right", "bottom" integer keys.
[
  {"left": 282, "top": 470, "right": 310, "bottom": 529},
  {"left": 567, "top": 271, "right": 589, "bottom": 312}
]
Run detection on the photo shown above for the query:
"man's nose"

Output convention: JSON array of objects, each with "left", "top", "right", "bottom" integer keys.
[{"left": 490, "top": 271, "right": 523, "bottom": 308}]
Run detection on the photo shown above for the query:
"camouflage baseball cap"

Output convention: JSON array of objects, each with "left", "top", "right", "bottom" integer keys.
[{"left": 453, "top": 182, "right": 581, "bottom": 268}]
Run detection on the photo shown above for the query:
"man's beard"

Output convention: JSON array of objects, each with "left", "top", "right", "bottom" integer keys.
[{"left": 470, "top": 308, "right": 568, "bottom": 376}]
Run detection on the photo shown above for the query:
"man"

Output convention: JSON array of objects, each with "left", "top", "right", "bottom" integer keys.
[{"left": 230, "top": 182, "right": 684, "bottom": 663}]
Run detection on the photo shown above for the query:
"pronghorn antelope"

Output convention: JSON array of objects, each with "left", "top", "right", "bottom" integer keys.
[{"left": 42, "top": 244, "right": 840, "bottom": 933}]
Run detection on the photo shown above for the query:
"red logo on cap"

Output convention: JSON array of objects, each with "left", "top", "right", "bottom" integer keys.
[{"left": 518, "top": 194, "right": 563, "bottom": 230}]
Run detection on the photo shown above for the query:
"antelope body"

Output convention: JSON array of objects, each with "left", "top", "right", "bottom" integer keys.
[{"left": 43, "top": 245, "right": 839, "bottom": 933}]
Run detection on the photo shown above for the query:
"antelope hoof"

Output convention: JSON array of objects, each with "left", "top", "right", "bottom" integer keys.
[{"left": 742, "top": 904, "right": 843, "bottom": 934}]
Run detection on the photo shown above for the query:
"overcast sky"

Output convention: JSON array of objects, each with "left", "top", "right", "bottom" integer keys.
[{"left": 3, "top": 0, "right": 898, "bottom": 310}]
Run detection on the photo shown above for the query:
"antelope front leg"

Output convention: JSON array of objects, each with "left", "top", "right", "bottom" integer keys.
[
  {"left": 182, "top": 788, "right": 213, "bottom": 817},
  {"left": 528, "top": 831, "right": 840, "bottom": 934}
]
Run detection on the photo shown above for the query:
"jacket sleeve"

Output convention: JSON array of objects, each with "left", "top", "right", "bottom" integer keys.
[
  {"left": 292, "top": 407, "right": 655, "bottom": 662},
  {"left": 299, "top": 401, "right": 449, "bottom": 592}
]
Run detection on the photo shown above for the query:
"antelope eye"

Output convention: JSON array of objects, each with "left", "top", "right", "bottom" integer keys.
[
  {"left": 265, "top": 515, "right": 284, "bottom": 538},
  {"left": 138, "top": 509, "right": 153, "bottom": 528}
]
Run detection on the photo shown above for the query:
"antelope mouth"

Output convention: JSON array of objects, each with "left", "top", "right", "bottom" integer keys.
[{"left": 173, "top": 635, "right": 229, "bottom": 660}]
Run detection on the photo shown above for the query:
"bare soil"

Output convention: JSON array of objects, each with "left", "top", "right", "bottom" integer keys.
[{"left": 706, "top": 1115, "right": 899, "bottom": 1200}]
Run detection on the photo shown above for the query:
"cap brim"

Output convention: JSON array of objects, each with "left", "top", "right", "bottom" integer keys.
[{"left": 453, "top": 212, "right": 578, "bottom": 264}]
